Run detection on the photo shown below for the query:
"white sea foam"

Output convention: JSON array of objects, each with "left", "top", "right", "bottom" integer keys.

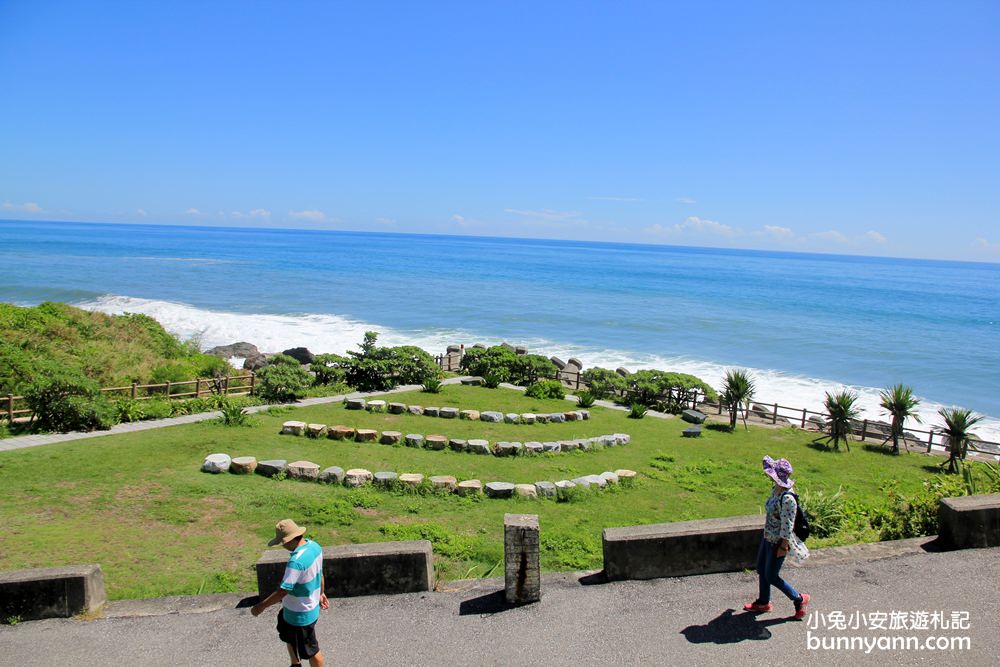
[{"left": 78, "top": 294, "right": 1000, "bottom": 446}]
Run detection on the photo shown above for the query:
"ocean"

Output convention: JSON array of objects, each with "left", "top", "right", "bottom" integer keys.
[{"left": 2, "top": 219, "right": 999, "bottom": 442}]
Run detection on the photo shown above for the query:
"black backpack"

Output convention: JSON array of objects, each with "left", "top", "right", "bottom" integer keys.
[{"left": 781, "top": 490, "right": 811, "bottom": 542}]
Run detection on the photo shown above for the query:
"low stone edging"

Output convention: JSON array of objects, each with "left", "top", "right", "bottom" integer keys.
[
  {"left": 0, "top": 564, "right": 106, "bottom": 622},
  {"left": 938, "top": 492, "right": 1000, "bottom": 549},
  {"left": 343, "top": 398, "right": 590, "bottom": 424}
]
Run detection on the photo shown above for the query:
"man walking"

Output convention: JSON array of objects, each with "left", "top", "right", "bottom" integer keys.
[{"left": 252, "top": 519, "right": 329, "bottom": 667}]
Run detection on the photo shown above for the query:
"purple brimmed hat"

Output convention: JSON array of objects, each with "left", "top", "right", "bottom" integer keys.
[{"left": 762, "top": 455, "right": 794, "bottom": 488}]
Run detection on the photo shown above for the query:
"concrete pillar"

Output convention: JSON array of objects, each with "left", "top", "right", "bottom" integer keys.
[{"left": 504, "top": 513, "right": 540, "bottom": 605}]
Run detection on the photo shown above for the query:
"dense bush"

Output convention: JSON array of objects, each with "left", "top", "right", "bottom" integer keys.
[
  {"left": 581, "top": 367, "right": 627, "bottom": 399},
  {"left": 310, "top": 353, "right": 347, "bottom": 385},
  {"left": 627, "top": 370, "right": 719, "bottom": 407},
  {"left": 508, "top": 354, "right": 558, "bottom": 386},
  {"left": 524, "top": 379, "right": 566, "bottom": 400},
  {"left": 343, "top": 332, "right": 439, "bottom": 392},
  {"left": 24, "top": 369, "right": 116, "bottom": 432},
  {"left": 628, "top": 402, "right": 648, "bottom": 419},
  {"left": 876, "top": 476, "right": 966, "bottom": 540},
  {"left": 255, "top": 362, "right": 312, "bottom": 403},
  {"left": 800, "top": 487, "right": 846, "bottom": 539},
  {"left": 459, "top": 345, "right": 518, "bottom": 381}
]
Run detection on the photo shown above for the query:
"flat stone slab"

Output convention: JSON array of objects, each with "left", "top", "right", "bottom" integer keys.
[
  {"left": 534, "top": 481, "right": 557, "bottom": 497},
  {"left": 345, "top": 398, "right": 366, "bottom": 410},
  {"left": 525, "top": 441, "right": 544, "bottom": 454},
  {"left": 399, "top": 473, "right": 424, "bottom": 486},
  {"left": 682, "top": 426, "right": 702, "bottom": 438},
  {"left": 281, "top": 421, "right": 306, "bottom": 435},
  {"left": 460, "top": 377, "right": 484, "bottom": 386},
  {"left": 425, "top": 434, "right": 448, "bottom": 450},
  {"left": 548, "top": 413, "right": 566, "bottom": 423},
  {"left": 563, "top": 411, "right": 579, "bottom": 422},
  {"left": 230, "top": 456, "right": 257, "bottom": 474},
  {"left": 344, "top": 468, "right": 373, "bottom": 487},
  {"left": 374, "top": 471, "right": 398, "bottom": 486},
  {"left": 455, "top": 479, "right": 483, "bottom": 496},
  {"left": 600, "top": 471, "right": 620, "bottom": 485},
  {"left": 201, "top": 453, "right": 231, "bottom": 473},
  {"left": 288, "top": 460, "right": 320, "bottom": 481},
  {"left": 405, "top": 434, "right": 425, "bottom": 448},
  {"left": 467, "top": 439, "right": 492, "bottom": 455},
  {"left": 481, "top": 411, "right": 504, "bottom": 423},
  {"left": 408, "top": 405, "right": 424, "bottom": 415},
  {"left": 460, "top": 410, "right": 480, "bottom": 421},
  {"left": 535, "top": 414, "right": 550, "bottom": 424},
  {"left": 682, "top": 409, "right": 707, "bottom": 424},
  {"left": 319, "top": 466, "right": 345, "bottom": 484},
  {"left": 366, "top": 400, "right": 387, "bottom": 413},
  {"left": 486, "top": 482, "right": 516, "bottom": 498},
  {"left": 560, "top": 440, "right": 580, "bottom": 451},
  {"left": 256, "top": 459, "right": 287, "bottom": 478},
  {"left": 505, "top": 413, "right": 520, "bottom": 424},
  {"left": 514, "top": 483, "right": 537, "bottom": 498},
  {"left": 520, "top": 413, "right": 536, "bottom": 424},
  {"left": 328, "top": 425, "right": 355, "bottom": 440},
  {"left": 496, "top": 442, "right": 523, "bottom": 456},
  {"left": 388, "top": 402, "right": 407, "bottom": 414},
  {"left": 430, "top": 475, "right": 457, "bottom": 490},
  {"left": 306, "top": 423, "right": 326, "bottom": 437},
  {"left": 449, "top": 438, "right": 467, "bottom": 452},
  {"left": 439, "top": 407, "right": 459, "bottom": 419},
  {"left": 355, "top": 429, "right": 378, "bottom": 442},
  {"left": 542, "top": 441, "right": 561, "bottom": 453},
  {"left": 380, "top": 430, "right": 402, "bottom": 445},
  {"left": 615, "top": 469, "right": 638, "bottom": 484},
  {"left": 424, "top": 407, "right": 440, "bottom": 417}
]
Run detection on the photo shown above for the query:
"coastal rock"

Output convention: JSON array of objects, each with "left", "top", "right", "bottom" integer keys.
[
  {"left": 374, "top": 471, "right": 398, "bottom": 487},
  {"left": 485, "top": 482, "right": 515, "bottom": 498},
  {"left": 481, "top": 411, "right": 504, "bottom": 423},
  {"left": 366, "top": 400, "right": 387, "bottom": 413},
  {"left": 201, "top": 453, "right": 231, "bottom": 474},
  {"left": 534, "top": 481, "right": 557, "bottom": 497},
  {"left": 408, "top": 405, "right": 425, "bottom": 416},
  {"left": 514, "top": 483, "right": 537, "bottom": 499},
  {"left": 281, "top": 347, "right": 315, "bottom": 365},
  {"left": 430, "top": 475, "right": 457, "bottom": 490},
  {"left": 306, "top": 423, "right": 326, "bottom": 438},
  {"left": 380, "top": 430, "right": 402, "bottom": 445},
  {"left": 616, "top": 367, "right": 630, "bottom": 377},
  {"left": 405, "top": 434, "right": 425, "bottom": 448},
  {"left": 524, "top": 441, "right": 544, "bottom": 454},
  {"left": 328, "top": 425, "right": 355, "bottom": 440},
  {"left": 345, "top": 398, "right": 366, "bottom": 411},
  {"left": 425, "top": 434, "right": 448, "bottom": 450},
  {"left": 399, "top": 473, "right": 424, "bottom": 487},
  {"left": 460, "top": 410, "right": 480, "bottom": 421},
  {"left": 257, "top": 459, "right": 288, "bottom": 478},
  {"left": 242, "top": 354, "right": 270, "bottom": 371},
  {"left": 424, "top": 406, "right": 440, "bottom": 417},
  {"left": 520, "top": 413, "right": 536, "bottom": 424},
  {"left": 230, "top": 456, "right": 257, "bottom": 474},
  {"left": 449, "top": 438, "right": 467, "bottom": 452},
  {"left": 504, "top": 413, "right": 520, "bottom": 424},
  {"left": 388, "top": 402, "right": 407, "bottom": 414},
  {"left": 206, "top": 342, "right": 259, "bottom": 360},
  {"left": 355, "top": 429, "right": 378, "bottom": 442},
  {"left": 344, "top": 469, "right": 373, "bottom": 487},
  {"left": 456, "top": 480, "right": 483, "bottom": 496},
  {"left": 467, "top": 439, "right": 492, "bottom": 455},
  {"left": 319, "top": 466, "right": 345, "bottom": 484},
  {"left": 287, "top": 460, "right": 320, "bottom": 481},
  {"left": 281, "top": 421, "right": 306, "bottom": 436},
  {"left": 439, "top": 407, "right": 459, "bottom": 419}
]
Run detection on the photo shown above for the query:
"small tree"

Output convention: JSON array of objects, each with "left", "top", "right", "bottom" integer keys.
[
  {"left": 879, "top": 384, "right": 921, "bottom": 454},
  {"left": 524, "top": 379, "right": 565, "bottom": 400},
  {"left": 581, "top": 367, "right": 628, "bottom": 400},
  {"left": 938, "top": 407, "right": 984, "bottom": 474},
  {"left": 255, "top": 362, "right": 311, "bottom": 403},
  {"left": 508, "top": 354, "right": 558, "bottom": 386},
  {"left": 310, "top": 353, "right": 348, "bottom": 386},
  {"left": 720, "top": 369, "right": 755, "bottom": 431},
  {"left": 459, "top": 345, "right": 517, "bottom": 381},
  {"left": 822, "top": 390, "right": 859, "bottom": 451},
  {"left": 24, "top": 368, "right": 116, "bottom": 432}
]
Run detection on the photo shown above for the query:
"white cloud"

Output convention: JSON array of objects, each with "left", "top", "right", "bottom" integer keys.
[
  {"left": 811, "top": 230, "right": 850, "bottom": 244},
  {"left": 373, "top": 217, "right": 395, "bottom": 226},
  {"left": 249, "top": 208, "right": 271, "bottom": 218},
  {"left": 675, "top": 197, "right": 697, "bottom": 204},
  {"left": 184, "top": 207, "right": 202, "bottom": 216},
  {"left": 288, "top": 209, "right": 326, "bottom": 222},
  {"left": 864, "top": 230, "right": 887, "bottom": 244},
  {"left": 136, "top": 208, "right": 148, "bottom": 217},
  {"left": 2, "top": 201, "right": 43, "bottom": 213},
  {"left": 675, "top": 215, "right": 738, "bottom": 238},
  {"left": 588, "top": 196, "right": 642, "bottom": 202},
  {"left": 763, "top": 225, "right": 794, "bottom": 239},
  {"left": 504, "top": 208, "right": 582, "bottom": 222}
]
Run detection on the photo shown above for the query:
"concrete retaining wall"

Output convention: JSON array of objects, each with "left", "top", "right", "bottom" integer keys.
[
  {"left": 256, "top": 540, "right": 434, "bottom": 599},
  {"left": 602, "top": 515, "right": 763, "bottom": 581},
  {"left": 939, "top": 493, "right": 1000, "bottom": 549},
  {"left": 0, "top": 564, "right": 106, "bottom": 621}
]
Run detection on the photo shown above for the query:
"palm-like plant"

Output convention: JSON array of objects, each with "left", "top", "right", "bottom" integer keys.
[
  {"left": 823, "top": 389, "right": 859, "bottom": 451},
  {"left": 720, "top": 369, "right": 755, "bottom": 431},
  {"left": 879, "top": 384, "right": 921, "bottom": 454},
  {"left": 938, "top": 407, "right": 984, "bottom": 473}
]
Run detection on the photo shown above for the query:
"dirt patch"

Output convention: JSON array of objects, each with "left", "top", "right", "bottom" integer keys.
[{"left": 355, "top": 507, "right": 380, "bottom": 517}]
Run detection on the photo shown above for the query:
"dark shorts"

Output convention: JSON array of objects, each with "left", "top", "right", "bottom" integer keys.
[{"left": 276, "top": 609, "right": 320, "bottom": 660}]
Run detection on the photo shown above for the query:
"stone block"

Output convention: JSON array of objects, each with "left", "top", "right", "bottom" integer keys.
[
  {"left": 579, "top": 410, "right": 590, "bottom": 420},
  {"left": 504, "top": 514, "right": 540, "bottom": 605},
  {"left": 439, "top": 407, "right": 459, "bottom": 419},
  {"left": 541, "top": 441, "right": 561, "bottom": 453},
  {"left": 374, "top": 471, "right": 398, "bottom": 487},
  {"left": 615, "top": 469, "right": 637, "bottom": 485},
  {"left": 485, "top": 482, "right": 515, "bottom": 498},
  {"left": 535, "top": 413, "right": 551, "bottom": 424},
  {"left": 399, "top": 473, "right": 424, "bottom": 487},
  {"left": 328, "top": 425, "right": 355, "bottom": 440},
  {"left": 460, "top": 376, "right": 484, "bottom": 386},
  {"left": 682, "top": 426, "right": 702, "bottom": 438},
  {"left": 514, "top": 484, "right": 537, "bottom": 498},
  {"left": 424, "top": 407, "right": 440, "bottom": 417},
  {"left": 614, "top": 433, "right": 631, "bottom": 445},
  {"left": 496, "top": 442, "right": 523, "bottom": 457},
  {"left": 345, "top": 398, "right": 366, "bottom": 410},
  {"left": 449, "top": 438, "right": 467, "bottom": 452},
  {"left": 548, "top": 413, "right": 565, "bottom": 423},
  {"left": 256, "top": 541, "right": 434, "bottom": 599},
  {"left": 430, "top": 475, "right": 457, "bottom": 490},
  {"left": 319, "top": 466, "right": 345, "bottom": 484},
  {"left": 0, "top": 564, "right": 106, "bottom": 621},
  {"left": 563, "top": 411, "right": 579, "bottom": 422},
  {"left": 366, "top": 400, "right": 387, "bottom": 413},
  {"left": 201, "top": 453, "right": 231, "bottom": 473},
  {"left": 481, "top": 411, "right": 504, "bottom": 423},
  {"left": 560, "top": 440, "right": 580, "bottom": 451},
  {"left": 408, "top": 405, "right": 424, "bottom": 416},
  {"left": 380, "top": 430, "right": 402, "bottom": 445},
  {"left": 425, "top": 434, "right": 448, "bottom": 450},
  {"left": 344, "top": 468, "right": 373, "bottom": 487},
  {"left": 306, "top": 423, "right": 326, "bottom": 438},
  {"left": 467, "top": 439, "right": 492, "bottom": 455},
  {"left": 520, "top": 413, "right": 536, "bottom": 424},
  {"left": 405, "top": 434, "right": 425, "bottom": 448},
  {"left": 534, "top": 481, "right": 557, "bottom": 497},
  {"left": 287, "top": 460, "right": 320, "bottom": 481},
  {"left": 939, "top": 493, "right": 1000, "bottom": 549},
  {"left": 355, "top": 429, "right": 378, "bottom": 442},
  {"left": 230, "top": 456, "right": 257, "bottom": 474},
  {"left": 455, "top": 480, "right": 483, "bottom": 496},
  {"left": 460, "top": 410, "right": 480, "bottom": 421},
  {"left": 282, "top": 421, "right": 306, "bottom": 436},
  {"left": 524, "top": 441, "right": 544, "bottom": 454},
  {"left": 600, "top": 471, "right": 620, "bottom": 485},
  {"left": 602, "top": 515, "right": 763, "bottom": 581},
  {"left": 682, "top": 409, "right": 707, "bottom": 424},
  {"left": 554, "top": 480, "right": 577, "bottom": 493},
  {"left": 505, "top": 413, "right": 520, "bottom": 424},
  {"left": 388, "top": 402, "right": 407, "bottom": 414},
  {"left": 256, "top": 459, "right": 287, "bottom": 478}
]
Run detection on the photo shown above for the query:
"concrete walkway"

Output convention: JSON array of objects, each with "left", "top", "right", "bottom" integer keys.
[{"left": 2, "top": 542, "right": 997, "bottom": 666}]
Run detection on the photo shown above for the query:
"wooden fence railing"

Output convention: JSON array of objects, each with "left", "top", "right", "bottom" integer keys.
[{"left": 2, "top": 373, "right": 256, "bottom": 423}]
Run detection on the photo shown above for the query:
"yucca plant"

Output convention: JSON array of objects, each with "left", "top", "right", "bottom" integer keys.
[
  {"left": 800, "top": 486, "right": 846, "bottom": 539},
  {"left": 879, "top": 384, "right": 921, "bottom": 454},
  {"left": 938, "top": 407, "right": 984, "bottom": 473},
  {"left": 482, "top": 372, "right": 502, "bottom": 389},
  {"left": 628, "top": 402, "right": 647, "bottom": 419},
  {"left": 421, "top": 377, "right": 442, "bottom": 394},
  {"left": 823, "top": 389, "right": 859, "bottom": 451},
  {"left": 576, "top": 390, "right": 596, "bottom": 408},
  {"left": 220, "top": 401, "right": 251, "bottom": 427},
  {"left": 720, "top": 369, "right": 755, "bottom": 431}
]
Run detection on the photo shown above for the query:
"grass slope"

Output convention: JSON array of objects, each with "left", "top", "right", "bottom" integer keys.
[{"left": 0, "top": 385, "right": 942, "bottom": 600}]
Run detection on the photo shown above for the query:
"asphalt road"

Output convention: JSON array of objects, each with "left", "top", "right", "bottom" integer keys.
[{"left": 2, "top": 544, "right": 997, "bottom": 666}]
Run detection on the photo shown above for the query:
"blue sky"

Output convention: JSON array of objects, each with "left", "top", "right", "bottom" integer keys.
[{"left": 1, "top": 1, "right": 998, "bottom": 261}]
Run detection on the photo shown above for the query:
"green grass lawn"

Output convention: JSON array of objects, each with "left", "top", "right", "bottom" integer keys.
[{"left": 0, "top": 384, "right": 946, "bottom": 600}]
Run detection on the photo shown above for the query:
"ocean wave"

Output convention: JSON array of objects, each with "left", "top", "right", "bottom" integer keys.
[{"left": 77, "top": 294, "right": 1000, "bottom": 445}]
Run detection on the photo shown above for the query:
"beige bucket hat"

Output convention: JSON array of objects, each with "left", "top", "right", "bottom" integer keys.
[{"left": 268, "top": 519, "right": 307, "bottom": 546}]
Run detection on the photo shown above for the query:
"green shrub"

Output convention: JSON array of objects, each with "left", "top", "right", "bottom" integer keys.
[
  {"left": 576, "top": 390, "right": 596, "bottom": 408},
  {"left": 628, "top": 402, "right": 647, "bottom": 419},
  {"left": 422, "top": 377, "right": 443, "bottom": 393},
  {"left": 310, "top": 353, "right": 347, "bottom": 386},
  {"left": 581, "top": 367, "right": 627, "bottom": 400},
  {"left": 255, "top": 363, "right": 311, "bottom": 403},
  {"left": 482, "top": 372, "right": 502, "bottom": 389},
  {"left": 877, "top": 476, "right": 965, "bottom": 540},
  {"left": 23, "top": 369, "right": 116, "bottom": 432},
  {"left": 508, "top": 354, "right": 558, "bottom": 386},
  {"left": 378, "top": 522, "right": 479, "bottom": 559},
  {"left": 525, "top": 379, "right": 566, "bottom": 400},
  {"left": 459, "top": 346, "right": 517, "bottom": 381},
  {"left": 342, "top": 332, "right": 438, "bottom": 391},
  {"left": 800, "top": 487, "right": 846, "bottom": 539},
  {"left": 142, "top": 398, "right": 174, "bottom": 419},
  {"left": 627, "top": 369, "right": 719, "bottom": 407},
  {"left": 219, "top": 401, "right": 252, "bottom": 427},
  {"left": 265, "top": 353, "right": 302, "bottom": 367},
  {"left": 115, "top": 398, "right": 144, "bottom": 423}
]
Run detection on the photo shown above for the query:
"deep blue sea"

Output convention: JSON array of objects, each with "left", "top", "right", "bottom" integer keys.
[{"left": 2, "top": 219, "right": 999, "bottom": 440}]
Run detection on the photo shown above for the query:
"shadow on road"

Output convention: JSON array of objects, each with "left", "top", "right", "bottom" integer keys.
[
  {"left": 459, "top": 590, "right": 517, "bottom": 616},
  {"left": 680, "top": 609, "right": 792, "bottom": 644}
]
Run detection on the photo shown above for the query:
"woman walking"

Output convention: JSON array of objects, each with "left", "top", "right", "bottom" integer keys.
[{"left": 744, "top": 455, "right": 811, "bottom": 618}]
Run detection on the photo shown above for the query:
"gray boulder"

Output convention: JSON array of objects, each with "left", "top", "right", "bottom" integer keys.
[
  {"left": 319, "top": 466, "right": 345, "bottom": 484},
  {"left": 206, "top": 342, "right": 259, "bottom": 360},
  {"left": 287, "top": 460, "right": 320, "bottom": 481},
  {"left": 374, "top": 471, "right": 398, "bottom": 487},
  {"left": 345, "top": 398, "right": 366, "bottom": 410},
  {"left": 682, "top": 409, "right": 707, "bottom": 424},
  {"left": 485, "top": 482, "right": 515, "bottom": 498},
  {"left": 439, "top": 407, "right": 459, "bottom": 419},
  {"left": 467, "top": 439, "right": 492, "bottom": 455},
  {"left": 281, "top": 347, "right": 315, "bottom": 365},
  {"left": 201, "top": 453, "right": 231, "bottom": 474},
  {"left": 449, "top": 438, "right": 468, "bottom": 452},
  {"left": 534, "top": 481, "right": 557, "bottom": 497},
  {"left": 424, "top": 407, "right": 440, "bottom": 417},
  {"left": 405, "top": 434, "right": 425, "bottom": 448},
  {"left": 481, "top": 411, "right": 504, "bottom": 423},
  {"left": 257, "top": 459, "right": 288, "bottom": 478}
]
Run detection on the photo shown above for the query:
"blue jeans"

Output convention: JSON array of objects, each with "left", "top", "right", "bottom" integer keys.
[{"left": 756, "top": 537, "right": 800, "bottom": 604}]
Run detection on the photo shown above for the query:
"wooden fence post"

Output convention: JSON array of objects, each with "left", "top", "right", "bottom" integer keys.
[
  {"left": 861, "top": 419, "right": 868, "bottom": 442},
  {"left": 224, "top": 376, "right": 230, "bottom": 396},
  {"left": 131, "top": 382, "right": 137, "bottom": 400},
  {"left": 195, "top": 378, "right": 201, "bottom": 398},
  {"left": 250, "top": 372, "right": 256, "bottom": 394},
  {"left": 772, "top": 403, "right": 778, "bottom": 424},
  {"left": 927, "top": 431, "right": 934, "bottom": 453},
  {"left": 5, "top": 394, "right": 12, "bottom": 422},
  {"left": 801, "top": 408, "right": 807, "bottom": 428},
  {"left": 165, "top": 381, "right": 171, "bottom": 396}
]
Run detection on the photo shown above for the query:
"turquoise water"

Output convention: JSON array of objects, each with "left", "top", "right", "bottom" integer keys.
[{"left": 2, "top": 219, "right": 998, "bottom": 439}]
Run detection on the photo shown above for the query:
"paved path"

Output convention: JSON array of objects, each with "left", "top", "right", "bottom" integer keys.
[{"left": 2, "top": 543, "right": 997, "bottom": 666}]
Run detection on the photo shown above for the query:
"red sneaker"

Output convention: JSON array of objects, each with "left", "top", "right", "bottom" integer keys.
[
  {"left": 743, "top": 601, "right": 773, "bottom": 613},
  {"left": 793, "top": 593, "right": 810, "bottom": 619}
]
